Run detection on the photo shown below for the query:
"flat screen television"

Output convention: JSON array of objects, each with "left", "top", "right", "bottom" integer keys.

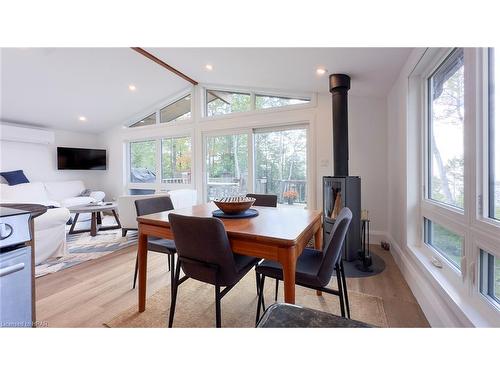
[{"left": 57, "top": 147, "right": 106, "bottom": 170}]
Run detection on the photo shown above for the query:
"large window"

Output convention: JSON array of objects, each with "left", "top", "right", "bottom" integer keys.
[
  {"left": 205, "top": 133, "right": 248, "bottom": 200},
  {"left": 255, "top": 94, "right": 310, "bottom": 109},
  {"left": 206, "top": 90, "right": 251, "bottom": 116},
  {"left": 129, "top": 136, "right": 192, "bottom": 186},
  {"left": 428, "top": 48, "right": 465, "bottom": 209},
  {"left": 254, "top": 127, "right": 307, "bottom": 206},
  {"left": 489, "top": 48, "right": 499, "bottom": 221},
  {"left": 161, "top": 136, "right": 192, "bottom": 184},
  {"left": 479, "top": 249, "right": 500, "bottom": 304},
  {"left": 130, "top": 140, "right": 156, "bottom": 183},
  {"left": 205, "top": 88, "right": 313, "bottom": 117},
  {"left": 160, "top": 94, "right": 191, "bottom": 123},
  {"left": 424, "top": 219, "right": 463, "bottom": 270}
]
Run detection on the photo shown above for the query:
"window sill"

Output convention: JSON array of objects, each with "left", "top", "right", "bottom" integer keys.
[{"left": 404, "top": 243, "right": 500, "bottom": 327}]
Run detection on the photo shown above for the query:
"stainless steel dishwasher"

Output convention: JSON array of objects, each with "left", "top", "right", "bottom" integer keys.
[{"left": 0, "top": 207, "right": 33, "bottom": 328}]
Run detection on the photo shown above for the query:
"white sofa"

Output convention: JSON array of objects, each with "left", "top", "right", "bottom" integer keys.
[
  {"left": 0, "top": 180, "right": 105, "bottom": 264},
  {"left": 117, "top": 189, "right": 197, "bottom": 236}
]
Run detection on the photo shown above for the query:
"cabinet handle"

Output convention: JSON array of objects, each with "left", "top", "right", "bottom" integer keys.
[{"left": 0, "top": 262, "right": 25, "bottom": 277}]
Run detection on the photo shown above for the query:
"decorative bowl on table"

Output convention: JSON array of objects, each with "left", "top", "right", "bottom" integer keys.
[{"left": 213, "top": 196, "right": 256, "bottom": 215}]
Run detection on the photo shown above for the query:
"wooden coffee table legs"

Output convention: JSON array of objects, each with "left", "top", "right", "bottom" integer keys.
[{"left": 68, "top": 209, "right": 121, "bottom": 237}]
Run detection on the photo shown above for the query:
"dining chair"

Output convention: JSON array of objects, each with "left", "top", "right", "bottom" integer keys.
[
  {"left": 133, "top": 196, "right": 176, "bottom": 292},
  {"left": 255, "top": 207, "right": 353, "bottom": 324},
  {"left": 246, "top": 193, "right": 278, "bottom": 207},
  {"left": 168, "top": 213, "right": 260, "bottom": 328}
]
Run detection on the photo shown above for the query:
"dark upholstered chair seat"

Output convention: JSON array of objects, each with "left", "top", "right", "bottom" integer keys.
[
  {"left": 234, "top": 254, "right": 261, "bottom": 278},
  {"left": 256, "top": 248, "right": 325, "bottom": 287},
  {"left": 148, "top": 237, "right": 176, "bottom": 254}
]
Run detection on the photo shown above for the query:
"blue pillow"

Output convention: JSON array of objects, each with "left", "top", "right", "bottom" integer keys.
[{"left": 0, "top": 170, "right": 30, "bottom": 185}]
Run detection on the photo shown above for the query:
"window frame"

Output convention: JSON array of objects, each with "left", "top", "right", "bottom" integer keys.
[
  {"left": 202, "top": 122, "right": 312, "bottom": 205},
  {"left": 125, "top": 88, "right": 195, "bottom": 130},
  {"left": 126, "top": 132, "right": 195, "bottom": 192},
  {"left": 424, "top": 47, "right": 466, "bottom": 212},
  {"left": 410, "top": 47, "right": 500, "bottom": 324},
  {"left": 159, "top": 93, "right": 192, "bottom": 124},
  {"left": 201, "top": 85, "right": 315, "bottom": 120}
]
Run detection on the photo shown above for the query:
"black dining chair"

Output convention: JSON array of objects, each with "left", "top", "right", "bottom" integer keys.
[
  {"left": 255, "top": 207, "right": 353, "bottom": 324},
  {"left": 133, "top": 196, "right": 176, "bottom": 292},
  {"left": 246, "top": 193, "right": 278, "bottom": 208},
  {"left": 168, "top": 213, "right": 260, "bottom": 328}
]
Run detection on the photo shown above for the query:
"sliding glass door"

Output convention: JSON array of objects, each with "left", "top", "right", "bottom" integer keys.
[
  {"left": 205, "top": 133, "right": 249, "bottom": 201},
  {"left": 253, "top": 127, "right": 307, "bottom": 207},
  {"left": 204, "top": 126, "right": 308, "bottom": 207}
]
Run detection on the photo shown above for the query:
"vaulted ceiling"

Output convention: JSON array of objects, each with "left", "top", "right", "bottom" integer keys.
[{"left": 0, "top": 47, "right": 412, "bottom": 133}]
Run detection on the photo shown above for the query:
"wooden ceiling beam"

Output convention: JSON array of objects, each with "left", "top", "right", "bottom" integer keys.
[{"left": 131, "top": 47, "right": 198, "bottom": 85}]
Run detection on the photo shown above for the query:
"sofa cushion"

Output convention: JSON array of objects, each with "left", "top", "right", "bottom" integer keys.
[
  {"left": 44, "top": 180, "right": 86, "bottom": 201},
  {"left": 0, "top": 182, "right": 50, "bottom": 203},
  {"left": 0, "top": 170, "right": 30, "bottom": 185}
]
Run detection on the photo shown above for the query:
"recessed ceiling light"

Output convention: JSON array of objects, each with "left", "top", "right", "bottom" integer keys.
[
  {"left": 128, "top": 84, "right": 137, "bottom": 91},
  {"left": 78, "top": 116, "right": 87, "bottom": 122},
  {"left": 205, "top": 64, "right": 213, "bottom": 71},
  {"left": 316, "top": 67, "right": 327, "bottom": 75}
]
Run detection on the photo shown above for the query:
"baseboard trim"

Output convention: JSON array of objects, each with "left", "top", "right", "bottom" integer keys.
[{"left": 386, "top": 234, "right": 473, "bottom": 327}]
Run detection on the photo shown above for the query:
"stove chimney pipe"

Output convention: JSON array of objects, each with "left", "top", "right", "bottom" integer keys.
[{"left": 329, "top": 74, "right": 351, "bottom": 176}]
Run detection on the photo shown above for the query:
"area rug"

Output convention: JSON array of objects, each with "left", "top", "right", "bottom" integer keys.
[
  {"left": 35, "top": 217, "right": 137, "bottom": 278},
  {"left": 105, "top": 271, "right": 388, "bottom": 328}
]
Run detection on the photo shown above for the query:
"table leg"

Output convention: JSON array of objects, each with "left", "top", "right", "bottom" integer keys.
[
  {"left": 279, "top": 246, "right": 297, "bottom": 304},
  {"left": 68, "top": 213, "right": 79, "bottom": 234},
  {"left": 138, "top": 229, "right": 148, "bottom": 312},
  {"left": 314, "top": 224, "right": 323, "bottom": 296},
  {"left": 90, "top": 212, "right": 97, "bottom": 236}
]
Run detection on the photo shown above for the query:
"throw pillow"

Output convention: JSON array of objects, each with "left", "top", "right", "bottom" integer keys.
[{"left": 0, "top": 170, "right": 30, "bottom": 185}]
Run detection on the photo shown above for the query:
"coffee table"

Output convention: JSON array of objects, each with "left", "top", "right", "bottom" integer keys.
[{"left": 68, "top": 203, "right": 121, "bottom": 237}]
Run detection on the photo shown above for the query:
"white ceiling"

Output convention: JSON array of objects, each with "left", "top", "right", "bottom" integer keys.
[
  {"left": 0, "top": 48, "right": 190, "bottom": 133},
  {"left": 1, "top": 47, "right": 412, "bottom": 133},
  {"left": 150, "top": 47, "right": 412, "bottom": 96}
]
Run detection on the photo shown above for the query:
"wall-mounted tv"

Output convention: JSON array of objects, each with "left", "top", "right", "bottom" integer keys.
[{"left": 57, "top": 147, "right": 106, "bottom": 170}]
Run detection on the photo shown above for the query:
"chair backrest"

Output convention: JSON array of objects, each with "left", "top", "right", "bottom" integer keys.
[
  {"left": 317, "top": 207, "right": 352, "bottom": 286},
  {"left": 246, "top": 193, "right": 278, "bottom": 207},
  {"left": 134, "top": 196, "right": 174, "bottom": 217},
  {"left": 168, "top": 213, "right": 240, "bottom": 286}
]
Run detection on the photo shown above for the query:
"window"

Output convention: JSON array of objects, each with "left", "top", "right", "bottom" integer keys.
[
  {"left": 424, "top": 218, "right": 463, "bottom": 269},
  {"left": 427, "top": 48, "right": 465, "bottom": 209},
  {"left": 130, "top": 113, "right": 156, "bottom": 128},
  {"left": 488, "top": 48, "right": 499, "bottom": 220},
  {"left": 161, "top": 136, "right": 192, "bottom": 184},
  {"left": 255, "top": 94, "right": 310, "bottom": 109},
  {"left": 205, "top": 133, "right": 248, "bottom": 201},
  {"left": 160, "top": 95, "right": 191, "bottom": 123},
  {"left": 130, "top": 140, "right": 156, "bottom": 183},
  {"left": 479, "top": 249, "right": 500, "bottom": 304},
  {"left": 254, "top": 127, "right": 307, "bottom": 207},
  {"left": 206, "top": 90, "right": 251, "bottom": 116}
]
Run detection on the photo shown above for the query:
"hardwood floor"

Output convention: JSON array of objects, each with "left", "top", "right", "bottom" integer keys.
[{"left": 35, "top": 244, "right": 429, "bottom": 327}]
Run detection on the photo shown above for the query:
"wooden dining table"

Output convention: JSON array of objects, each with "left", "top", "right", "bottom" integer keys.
[{"left": 136, "top": 202, "right": 323, "bottom": 312}]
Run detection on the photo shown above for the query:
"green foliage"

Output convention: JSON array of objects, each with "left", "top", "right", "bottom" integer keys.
[
  {"left": 430, "top": 222, "right": 462, "bottom": 268},
  {"left": 130, "top": 140, "right": 156, "bottom": 172},
  {"left": 207, "top": 92, "right": 251, "bottom": 116},
  {"left": 161, "top": 137, "right": 191, "bottom": 179}
]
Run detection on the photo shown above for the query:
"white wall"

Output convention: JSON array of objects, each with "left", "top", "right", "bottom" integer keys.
[
  {"left": 0, "top": 124, "right": 106, "bottom": 191},
  {"left": 100, "top": 88, "right": 389, "bottom": 235}
]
